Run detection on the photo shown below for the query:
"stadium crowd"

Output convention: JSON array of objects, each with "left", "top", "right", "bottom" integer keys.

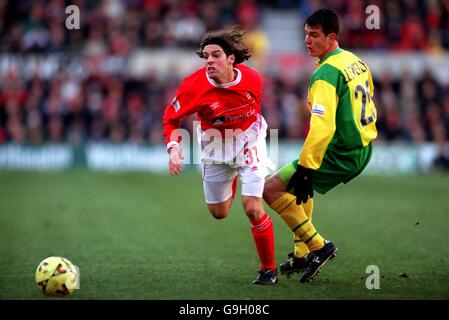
[
  {"left": 1, "top": 0, "right": 449, "bottom": 53},
  {"left": 0, "top": 0, "right": 448, "bottom": 163}
]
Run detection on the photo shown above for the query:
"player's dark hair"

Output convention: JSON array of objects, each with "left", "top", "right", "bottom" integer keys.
[
  {"left": 305, "top": 8, "right": 340, "bottom": 36},
  {"left": 197, "top": 26, "right": 251, "bottom": 65}
]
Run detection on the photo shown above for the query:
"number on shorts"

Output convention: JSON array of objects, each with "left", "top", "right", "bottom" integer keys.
[{"left": 244, "top": 146, "right": 260, "bottom": 165}]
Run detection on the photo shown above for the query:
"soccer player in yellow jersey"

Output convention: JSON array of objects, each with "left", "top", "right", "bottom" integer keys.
[{"left": 263, "top": 8, "right": 378, "bottom": 283}]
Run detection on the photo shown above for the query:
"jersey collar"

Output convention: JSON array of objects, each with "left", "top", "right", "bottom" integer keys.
[
  {"left": 206, "top": 68, "right": 242, "bottom": 88},
  {"left": 316, "top": 48, "right": 343, "bottom": 66}
]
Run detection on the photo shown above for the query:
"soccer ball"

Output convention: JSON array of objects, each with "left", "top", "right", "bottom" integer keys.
[{"left": 35, "top": 256, "right": 78, "bottom": 297}]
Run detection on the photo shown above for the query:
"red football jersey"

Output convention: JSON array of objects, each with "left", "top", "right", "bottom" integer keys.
[{"left": 162, "top": 64, "right": 262, "bottom": 145}]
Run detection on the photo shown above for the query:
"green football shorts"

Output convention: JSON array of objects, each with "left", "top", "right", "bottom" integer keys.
[{"left": 278, "top": 143, "right": 373, "bottom": 194}]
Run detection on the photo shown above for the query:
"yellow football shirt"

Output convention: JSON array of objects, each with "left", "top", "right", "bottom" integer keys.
[{"left": 300, "top": 48, "right": 378, "bottom": 169}]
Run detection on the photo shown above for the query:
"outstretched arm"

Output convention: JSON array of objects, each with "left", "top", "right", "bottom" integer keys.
[
  {"left": 168, "top": 144, "right": 184, "bottom": 176},
  {"left": 162, "top": 79, "right": 197, "bottom": 176}
]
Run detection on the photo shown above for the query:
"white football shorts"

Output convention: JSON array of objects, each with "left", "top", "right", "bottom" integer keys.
[{"left": 199, "top": 116, "right": 274, "bottom": 204}]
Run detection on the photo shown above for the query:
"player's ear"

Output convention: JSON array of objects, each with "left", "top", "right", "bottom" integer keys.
[
  {"left": 228, "top": 54, "right": 235, "bottom": 65},
  {"left": 328, "top": 33, "right": 337, "bottom": 42}
]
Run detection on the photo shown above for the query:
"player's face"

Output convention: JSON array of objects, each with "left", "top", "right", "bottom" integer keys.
[
  {"left": 202, "top": 44, "right": 235, "bottom": 84},
  {"left": 304, "top": 24, "right": 336, "bottom": 59}
]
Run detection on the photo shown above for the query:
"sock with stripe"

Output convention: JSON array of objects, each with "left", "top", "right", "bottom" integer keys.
[
  {"left": 293, "top": 198, "right": 314, "bottom": 257},
  {"left": 250, "top": 213, "right": 276, "bottom": 270},
  {"left": 269, "top": 193, "right": 324, "bottom": 252}
]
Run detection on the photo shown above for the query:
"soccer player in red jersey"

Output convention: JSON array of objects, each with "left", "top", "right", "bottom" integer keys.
[{"left": 162, "top": 26, "right": 277, "bottom": 285}]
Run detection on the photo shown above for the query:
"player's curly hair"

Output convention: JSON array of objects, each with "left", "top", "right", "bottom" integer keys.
[{"left": 197, "top": 26, "right": 251, "bottom": 65}]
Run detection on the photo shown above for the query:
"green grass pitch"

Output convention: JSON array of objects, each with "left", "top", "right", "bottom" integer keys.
[{"left": 0, "top": 170, "right": 448, "bottom": 300}]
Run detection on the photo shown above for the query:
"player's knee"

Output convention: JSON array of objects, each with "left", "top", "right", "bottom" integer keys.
[
  {"left": 207, "top": 205, "right": 228, "bottom": 220},
  {"left": 243, "top": 203, "right": 263, "bottom": 221},
  {"left": 211, "top": 211, "right": 228, "bottom": 220}
]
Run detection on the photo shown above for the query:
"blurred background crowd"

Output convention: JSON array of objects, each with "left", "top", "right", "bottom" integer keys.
[
  {"left": 2, "top": 0, "right": 449, "bottom": 53},
  {"left": 0, "top": 0, "right": 448, "bottom": 160}
]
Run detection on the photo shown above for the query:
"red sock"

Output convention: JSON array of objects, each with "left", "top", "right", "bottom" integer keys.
[{"left": 250, "top": 214, "right": 276, "bottom": 270}]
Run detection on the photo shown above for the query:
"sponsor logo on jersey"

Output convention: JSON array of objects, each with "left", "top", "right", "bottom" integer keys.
[
  {"left": 211, "top": 108, "right": 256, "bottom": 125},
  {"left": 224, "top": 108, "right": 256, "bottom": 122},
  {"left": 312, "top": 104, "right": 325, "bottom": 116}
]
